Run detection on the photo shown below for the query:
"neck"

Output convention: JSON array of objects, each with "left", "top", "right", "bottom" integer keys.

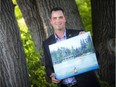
[{"left": 54, "top": 29, "right": 65, "bottom": 39}]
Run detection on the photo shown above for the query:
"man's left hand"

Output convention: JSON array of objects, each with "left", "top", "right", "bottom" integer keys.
[{"left": 79, "top": 31, "right": 86, "bottom": 35}]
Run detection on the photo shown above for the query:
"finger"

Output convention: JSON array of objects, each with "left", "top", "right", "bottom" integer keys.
[
  {"left": 52, "top": 80, "right": 60, "bottom": 83},
  {"left": 79, "top": 31, "right": 86, "bottom": 35},
  {"left": 52, "top": 78, "right": 61, "bottom": 83}
]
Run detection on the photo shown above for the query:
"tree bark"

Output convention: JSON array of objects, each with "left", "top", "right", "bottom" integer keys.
[
  {"left": 16, "top": 0, "right": 84, "bottom": 51},
  {"left": 91, "top": 0, "right": 115, "bottom": 84},
  {"left": 16, "top": 0, "right": 47, "bottom": 51},
  {"left": 0, "top": 0, "right": 30, "bottom": 87}
]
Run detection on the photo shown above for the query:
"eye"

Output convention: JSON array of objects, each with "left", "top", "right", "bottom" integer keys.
[
  {"left": 52, "top": 17, "right": 57, "bottom": 20},
  {"left": 59, "top": 16, "right": 63, "bottom": 19}
]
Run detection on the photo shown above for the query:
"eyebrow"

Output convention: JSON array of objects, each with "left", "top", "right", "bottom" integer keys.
[{"left": 52, "top": 16, "right": 63, "bottom": 19}]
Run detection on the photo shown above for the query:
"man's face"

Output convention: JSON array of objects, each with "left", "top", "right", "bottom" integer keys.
[{"left": 50, "top": 10, "right": 66, "bottom": 31}]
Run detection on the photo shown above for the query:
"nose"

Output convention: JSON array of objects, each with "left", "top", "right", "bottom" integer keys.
[{"left": 55, "top": 18, "right": 61, "bottom": 24}]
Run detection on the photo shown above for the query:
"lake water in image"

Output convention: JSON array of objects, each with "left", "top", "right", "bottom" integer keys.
[{"left": 54, "top": 53, "right": 99, "bottom": 80}]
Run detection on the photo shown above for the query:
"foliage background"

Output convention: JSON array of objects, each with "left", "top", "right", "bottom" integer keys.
[{"left": 12, "top": 0, "right": 114, "bottom": 87}]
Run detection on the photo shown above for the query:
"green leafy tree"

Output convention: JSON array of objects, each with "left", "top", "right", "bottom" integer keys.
[
  {"left": 18, "top": 21, "right": 56, "bottom": 87},
  {"left": 75, "top": 0, "right": 92, "bottom": 33}
]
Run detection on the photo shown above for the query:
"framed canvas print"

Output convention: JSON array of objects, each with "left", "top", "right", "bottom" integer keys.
[{"left": 49, "top": 32, "right": 99, "bottom": 80}]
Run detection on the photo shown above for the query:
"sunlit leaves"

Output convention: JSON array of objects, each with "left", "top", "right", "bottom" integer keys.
[
  {"left": 75, "top": 0, "right": 92, "bottom": 34},
  {"left": 15, "top": 6, "right": 23, "bottom": 19},
  {"left": 18, "top": 20, "right": 49, "bottom": 86}
]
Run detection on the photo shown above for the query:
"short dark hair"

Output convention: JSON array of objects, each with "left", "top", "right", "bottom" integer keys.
[{"left": 50, "top": 7, "right": 64, "bottom": 15}]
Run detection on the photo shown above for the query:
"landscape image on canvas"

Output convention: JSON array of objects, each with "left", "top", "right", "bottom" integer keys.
[{"left": 49, "top": 32, "right": 99, "bottom": 80}]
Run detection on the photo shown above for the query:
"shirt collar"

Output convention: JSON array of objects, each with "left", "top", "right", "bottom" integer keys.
[{"left": 54, "top": 29, "right": 66, "bottom": 42}]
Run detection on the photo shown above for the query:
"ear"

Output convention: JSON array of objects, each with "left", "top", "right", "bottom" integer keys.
[{"left": 64, "top": 16, "right": 66, "bottom": 22}]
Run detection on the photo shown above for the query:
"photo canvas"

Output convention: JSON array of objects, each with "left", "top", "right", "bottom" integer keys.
[{"left": 49, "top": 32, "right": 99, "bottom": 80}]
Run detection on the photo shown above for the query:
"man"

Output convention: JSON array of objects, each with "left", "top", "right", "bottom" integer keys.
[{"left": 43, "top": 7, "right": 101, "bottom": 87}]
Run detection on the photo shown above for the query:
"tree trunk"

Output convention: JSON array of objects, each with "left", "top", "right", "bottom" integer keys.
[
  {"left": 16, "top": 0, "right": 47, "bottom": 51},
  {"left": 16, "top": 0, "right": 84, "bottom": 51},
  {"left": 0, "top": 0, "right": 30, "bottom": 87},
  {"left": 91, "top": 0, "right": 115, "bottom": 84}
]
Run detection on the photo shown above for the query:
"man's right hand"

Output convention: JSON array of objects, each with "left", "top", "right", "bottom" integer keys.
[{"left": 50, "top": 73, "right": 61, "bottom": 83}]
